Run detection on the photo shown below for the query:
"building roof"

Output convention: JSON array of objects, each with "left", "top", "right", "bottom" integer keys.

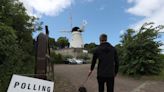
[{"left": 71, "top": 27, "right": 82, "bottom": 32}]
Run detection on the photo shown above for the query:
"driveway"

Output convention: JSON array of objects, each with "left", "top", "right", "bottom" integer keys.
[{"left": 53, "top": 64, "right": 164, "bottom": 92}]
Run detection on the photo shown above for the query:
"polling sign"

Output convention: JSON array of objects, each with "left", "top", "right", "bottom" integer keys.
[{"left": 7, "top": 74, "right": 54, "bottom": 92}]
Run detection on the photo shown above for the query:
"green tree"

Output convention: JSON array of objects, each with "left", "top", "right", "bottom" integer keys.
[
  {"left": 0, "top": 0, "right": 40, "bottom": 55},
  {"left": 76, "top": 53, "right": 90, "bottom": 61},
  {"left": 0, "top": 23, "right": 24, "bottom": 91},
  {"left": 50, "top": 52, "right": 64, "bottom": 64},
  {"left": 84, "top": 42, "right": 97, "bottom": 53},
  {"left": 49, "top": 37, "right": 55, "bottom": 48},
  {"left": 118, "top": 23, "right": 164, "bottom": 75},
  {"left": 57, "top": 37, "right": 69, "bottom": 49},
  {"left": 0, "top": 0, "right": 39, "bottom": 91}
]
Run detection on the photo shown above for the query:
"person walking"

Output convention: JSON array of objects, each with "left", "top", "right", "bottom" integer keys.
[{"left": 89, "top": 34, "right": 119, "bottom": 92}]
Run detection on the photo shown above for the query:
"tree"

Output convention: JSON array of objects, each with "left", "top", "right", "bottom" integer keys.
[
  {"left": 117, "top": 22, "right": 164, "bottom": 75},
  {"left": 84, "top": 42, "right": 97, "bottom": 53},
  {"left": 0, "top": 0, "right": 39, "bottom": 91},
  {"left": 50, "top": 52, "right": 64, "bottom": 64},
  {"left": 0, "top": 23, "right": 25, "bottom": 91},
  {"left": 57, "top": 37, "right": 69, "bottom": 49},
  {"left": 48, "top": 37, "right": 55, "bottom": 48},
  {"left": 0, "top": 0, "right": 39, "bottom": 54}
]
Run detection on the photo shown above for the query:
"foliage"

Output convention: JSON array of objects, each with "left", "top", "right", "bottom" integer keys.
[
  {"left": 84, "top": 42, "right": 97, "bottom": 53},
  {"left": 76, "top": 54, "right": 90, "bottom": 60},
  {"left": 50, "top": 52, "right": 64, "bottom": 64},
  {"left": 63, "top": 55, "right": 73, "bottom": 60},
  {"left": 56, "top": 37, "right": 69, "bottom": 49},
  {"left": 0, "top": 24, "right": 23, "bottom": 91},
  {"left": 48, "top": 37, "right": 55, "bottom": 48},
  {"left": 0, "top": 0, "right": 38, "bottom": 91},
  {"left": 117, "top": 22, "right": 164, "bottom": 75},
  {"left": 160, "top": 54, "right": 164, "bottom": 67},
  {"left": 160, "top": 54, "right": 164, "bottom": 60}
]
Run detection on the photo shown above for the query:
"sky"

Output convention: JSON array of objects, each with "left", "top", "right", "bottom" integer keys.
[{"left": 20, "top": 0, "right": 164, "bottom": 52}]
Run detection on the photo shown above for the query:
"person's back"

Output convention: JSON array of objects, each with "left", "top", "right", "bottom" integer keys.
[
  {"left": 90, "top": 34, "right": 119, "bottom": 92},
  {"left": 95, "top": 42, "right": 117, "bottom": 77}
]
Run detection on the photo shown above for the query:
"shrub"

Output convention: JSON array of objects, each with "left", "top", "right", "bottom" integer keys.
[
  {"left": 76, "top": 54, "right": 90, "bottom": 60},
  {"left": 63, "top": 55, "right": 73, "bottom": 60},
  {"left": 117, "top": 23, "right": 164, "bottom": 75},
  {"left": 50, "top": 52, "right": 64, "bottom": 64}
]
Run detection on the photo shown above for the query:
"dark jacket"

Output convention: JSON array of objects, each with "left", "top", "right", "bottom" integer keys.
[{"left": 90, "top": 42, "right": 119, "bottom": 77}]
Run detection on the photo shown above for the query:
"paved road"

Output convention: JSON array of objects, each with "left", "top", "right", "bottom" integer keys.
[{"left": 54, "top": 64, "right": 164, "bottom": 92}]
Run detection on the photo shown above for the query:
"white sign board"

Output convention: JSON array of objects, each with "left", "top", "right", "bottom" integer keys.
[{"left": 7, "top": 74, "right": 54, "bottom": 92}]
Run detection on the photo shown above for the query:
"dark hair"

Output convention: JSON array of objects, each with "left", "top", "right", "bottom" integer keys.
[{"left": 100, "top": 34, "right": 107, "bottom": 41}]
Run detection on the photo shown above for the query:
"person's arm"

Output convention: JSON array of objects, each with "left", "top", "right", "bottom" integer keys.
[
  {"left": 114, "top": 49, "right": 119, "bottom": 76},
  {"left": 90, "top": 50, "right": 98, "bottom": 71}
]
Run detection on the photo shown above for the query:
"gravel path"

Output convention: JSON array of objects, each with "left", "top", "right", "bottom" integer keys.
[{"left": 54, "top": 64, "right": 164, "bottom": 92}]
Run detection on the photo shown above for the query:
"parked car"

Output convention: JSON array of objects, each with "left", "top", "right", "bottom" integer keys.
[
  {"left": 66, "top": 58, "right": 85, "bottom": 64},
  {"left": 75, "top": 59, "right": 83, "bottom": 64},
  {"left": 82, "top": 60, "right": 87, "bottom": 64},
  {"left": 67, "top": 58, "right": 77, "bottom": 64},
  {"left": 63, "top": 60, "right": 70, "bottom": 64}
]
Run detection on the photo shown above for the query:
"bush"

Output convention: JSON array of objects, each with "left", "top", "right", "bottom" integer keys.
[
  {"left": 0, "top": 0, "right": 36, "bottom": 91},
  {"left": 160, "top": 54, "right": 164, "bottom": 67},
  {"left": 50, "top": 52, "right": 64, "bottom": 64},
  {"left": 76, "top": 54, "right": 90, "bottom": 60},
  {"left": 0, "top": 24, "right": 24, "bottom": 91},
  {"left": 63, "top": 55, "right": 73, "bottom": 60},
  {"left": 117, "top": 23, "right": 164, "bottom": 76}
]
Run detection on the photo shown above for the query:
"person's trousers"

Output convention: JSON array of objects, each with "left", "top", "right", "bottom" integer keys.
[{"left": 97, "top": 77, "right": 115, "bottom": 92}]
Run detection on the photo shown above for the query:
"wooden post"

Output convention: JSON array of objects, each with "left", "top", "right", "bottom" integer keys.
[
  {"left": 45, "top": 25, "right": 55, "bottom": 81},
  {"left": 35, "top": 25, "right": 54, "bottom": 81},
  {"left": 35, "top": 33, "right": 48, "bottom": 79}
]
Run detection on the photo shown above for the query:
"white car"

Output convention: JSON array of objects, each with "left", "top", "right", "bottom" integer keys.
[
  {"left": 75, "top": 59, "right": 83, "bottom": 64},
  {"left": 67, "top": 58, "right": 77, "bottom": 64},
  {"left": 67, "top": 58, "right": 84, "bottom": 64}
]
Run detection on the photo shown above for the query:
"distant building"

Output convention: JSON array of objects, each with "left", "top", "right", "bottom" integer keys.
[
  {"left": 54, "top": 48, "right": 84, "bottom": 58},
  {"left": 70, "top": 27, "right": 84, "bottom": 48}
]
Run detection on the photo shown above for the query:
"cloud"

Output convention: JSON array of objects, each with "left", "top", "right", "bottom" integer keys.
[
  {"left": 126, "top": 0, "right": 164, "bottom": 32},
  {"left": 20, "top": 0, "right": 74, "bottom": 17},
  {"left": 120, "top": 30, "right": 125, "bottom": 35}
]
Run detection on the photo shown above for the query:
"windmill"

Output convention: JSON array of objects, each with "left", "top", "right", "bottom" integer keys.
[{"left": 60, "top": 20, "right": 87, "bottom": 48}]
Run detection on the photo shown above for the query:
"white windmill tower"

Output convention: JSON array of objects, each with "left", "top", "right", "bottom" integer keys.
[
  {"left": 60, "top": 20, "right": 87, "bottom": 48},
  {"left": 70, "top": 20, "right": 87, "bottom": 48},
  {"left": 60, "top": 6, "right": 87, "bottom": 48}
]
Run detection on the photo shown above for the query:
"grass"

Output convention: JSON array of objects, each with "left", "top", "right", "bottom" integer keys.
[
  {"left": 137, "top": 68, "right": 164, "bottom": 81},
  {"left": 119, "top": 68, "right": 164, "bottom": 81}
]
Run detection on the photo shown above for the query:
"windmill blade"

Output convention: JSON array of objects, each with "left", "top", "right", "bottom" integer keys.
[
  {"left": 59, "top": 30, "right": 71, "bottom": 37},
  {"left": 83, "top": 20, "right": 88, "bottom": 26},
  {"left": 80, "top": 24, "right": 85, "bottom": 31},
  {"left": 59, "top": 29, "right": 71, "bottom": 33},
  {"left": 59, "top": 30, "right": 71, "bottom": 38},
  {"left": 80, "top": 20, "right": 87, "bottom": 32},
  {"left": 60, "top": 30, "right": 71, "bottom": 33}
]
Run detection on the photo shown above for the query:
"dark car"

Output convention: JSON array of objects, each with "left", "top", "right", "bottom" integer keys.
[{"left": 63, "top": 60, "right": 70, "bottom": 64}]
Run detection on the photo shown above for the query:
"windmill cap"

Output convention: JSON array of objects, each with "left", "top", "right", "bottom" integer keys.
[{"left": 72, "top": 27, "right": 82, "bottom": 32}]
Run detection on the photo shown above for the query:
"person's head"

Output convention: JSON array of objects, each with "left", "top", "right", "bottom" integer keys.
[{"left": 99, "top": 34, "right": 107, "bottom": 44}]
